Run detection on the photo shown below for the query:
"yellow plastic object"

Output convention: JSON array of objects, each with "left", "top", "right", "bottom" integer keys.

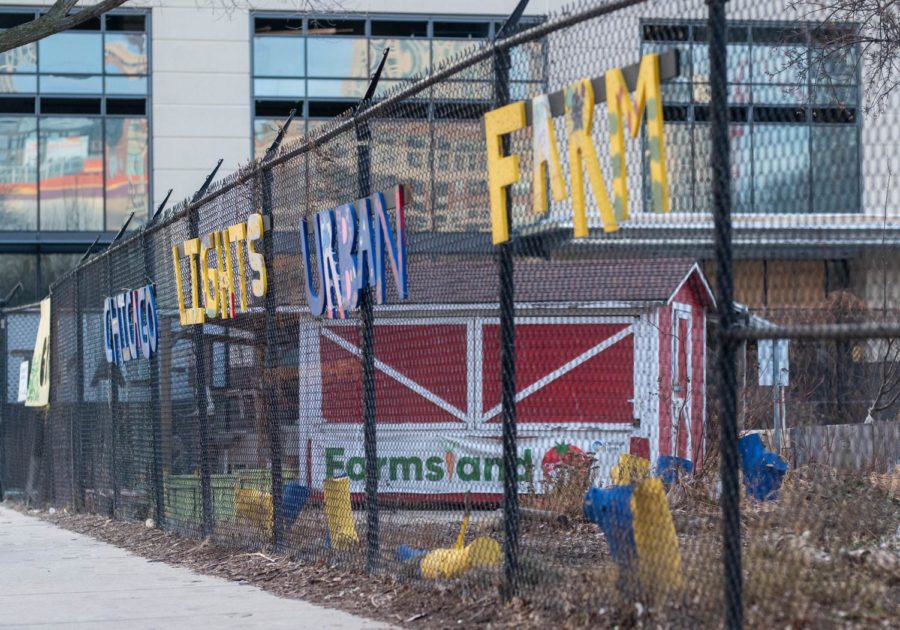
[
  {"left": 631, "top": 477, "right": 683, "bottom": 596},
  {"left": 234, "top": 487, "right": 273, "bottom": 537},
  {"left": 455, "top": 514, "right": 470, "bottom": 550},
  {"left": 610, "top": 453, "right": 652, "bottom": 486},
  {"left": 323, "top": 476, "right": 359, "bottom": 551},
  {"left": 420, "top": 536, "right": 501, "bottom": 580},
  {"left": 467, "top": 536, "right": 501, "bottom": 568}
]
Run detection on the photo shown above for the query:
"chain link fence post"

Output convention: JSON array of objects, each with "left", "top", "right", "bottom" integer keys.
[
  {"left": 708, "top": 1, "right": 743, "bottom": 628},
  {"left": 494, "top": 43, "right": 519, "bottom": 602},
  {"left": 104, "top": 256, "right": 120, "bottom": 518},
  {"left": 141, "top": 230, "right": 166, "bottom": 528},
  {"left": 260, "top": 168, "right": 285, "bottom": 551},
  {"left": 356, "top": 115, "right": 380, "bottom": 575},
  {"left": 187, "top": 207, "right": 214, "bottom": 538},
  {"left": 73, "top": 268, "right": 86, "bottom": 511},
  {"left": 0, "top": 310, "right": 6, "bottom": 501}
]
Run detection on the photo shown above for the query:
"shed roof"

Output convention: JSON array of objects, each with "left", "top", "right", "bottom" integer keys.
[{"left": 403, "top": 257, "right": 712, "bottom": 306}]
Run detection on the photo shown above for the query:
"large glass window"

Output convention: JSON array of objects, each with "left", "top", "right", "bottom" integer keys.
[
  {"left": 251, "top": 14, "right": 543, "bottom": 158},
  {"left": 0, "top": 10, "right": 150, "bottom": 231},
  {"left": 642, "top": 22, "right": 860, "bottom": 214}
]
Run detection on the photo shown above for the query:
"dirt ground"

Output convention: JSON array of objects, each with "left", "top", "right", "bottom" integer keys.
[{"left": 11, "top": 465, "right": 900, "bottom": 628}]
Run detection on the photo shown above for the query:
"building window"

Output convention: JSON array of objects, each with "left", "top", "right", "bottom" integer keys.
[
  {"left": 642, "top": 22, "right": 860, "bottom": 214},
  {"left": 0, "top": 9, "right": 150, "bottom": 232},
  {"left": 251, "top": 14, "right": 543, "bottom": 158}
]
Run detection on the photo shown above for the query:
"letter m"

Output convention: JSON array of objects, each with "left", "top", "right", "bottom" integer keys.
[{"left": 605, "top": 53, "right": 669, "bottom": 220}]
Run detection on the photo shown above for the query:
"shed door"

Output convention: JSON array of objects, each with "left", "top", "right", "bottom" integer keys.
[{"left": 671, "top": 307, "right": 692, "bottom": 458}]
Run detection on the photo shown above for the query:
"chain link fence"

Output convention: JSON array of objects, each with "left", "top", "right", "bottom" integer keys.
[{"left": 1, "top": 0, "right": 899, "bottom": 627}]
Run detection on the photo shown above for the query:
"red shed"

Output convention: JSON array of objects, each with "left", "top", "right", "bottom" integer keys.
[{"left": 298, "top": 258, "right": 714, "bottom": 498}]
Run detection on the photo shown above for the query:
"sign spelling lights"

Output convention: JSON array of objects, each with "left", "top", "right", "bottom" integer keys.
[
  {"left": 485, "top": 52, "right": 675, "bottom": 244},
  {"left": 103, "top": 284, "right": 159, "bottom": 364},
  {"left": 300, "top": 184, "right": 408, "bottom": 318},
  {"left": 171, "top": 214, "right": 267, "bottom": 326}
]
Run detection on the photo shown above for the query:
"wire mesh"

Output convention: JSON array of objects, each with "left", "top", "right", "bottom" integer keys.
[{"left": 1, "top": 0, "right": 899, "bottom": 627}]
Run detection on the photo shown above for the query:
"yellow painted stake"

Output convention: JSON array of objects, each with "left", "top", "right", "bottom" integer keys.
[{"left": 323, "top": 476, "right": 359, "bottom": 551}]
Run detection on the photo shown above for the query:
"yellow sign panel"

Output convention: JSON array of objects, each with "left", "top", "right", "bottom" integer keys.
[
  {"left": 171, "top": 213, "right": 268, "bottom": 327},
  {"left": 484, "top": 52, "right": 671, "bottom": 245},
  {"left": 25, "top": 297, "right": 51, "bottom": 408}
]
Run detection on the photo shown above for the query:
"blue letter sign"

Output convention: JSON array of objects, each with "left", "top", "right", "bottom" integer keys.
[
  {"left": 300, "top": 184, "right": 409, "bottom": 318},
  {"left": 103, "top": 284, "right": 159, "bottom": 364}
]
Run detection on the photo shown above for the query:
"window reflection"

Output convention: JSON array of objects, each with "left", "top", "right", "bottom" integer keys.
[
  {"left": 39, "top": 33, "right": 102, "bottom": 74},
  {"left": 105, "top": 75, "right": 147, "bottom": 95},
  {"left": 752, "top": 44, "right": 804, "bottom": 86},
  {"left": 753, "top": 125, "right": 810, "bottom": 213},
  {"left": 0, "top": 74, "right": 37, "bottom": 93},
  {"left": 0, "top": 42, "right": 36, "bottom": 73},
  {"left": 432, "top": 39, "right": 486, "bottom": 79},
  {"left": 0, "top": 116, "right": 37, "bottom": 229},
  {"left": 104, "top": 33, "right": 148, "bottom": 75},
  {"left": 40, "top": 75, "right": 103, "bottom": 94},
  {"left": 306, "top": 38, "right": 368, "bottom": 77},
  {"left": 254, "top": 36, "right": 304, "bottom": 77},
  {"left": 369, "top": 39, "right": 430, "bottom": 79},
  {"left": 253, "top": 117, "right": 304, "bottom": 159},
  {"left": 105, "top": 117, "right": 148, "bottom": 230},
  {"left": 812, "top": 126, "right": 858, "bottom": 213},
  {"left": 254, "top": 78, "right": 304, "bottom": 98},
  {"left": 39, "top": 253, "right": 81, "bottom": 290},
  {"left": 307, "top": 79, "right": 367, "bottom": 98},
  {"left": 691, "top": 123, "right": 753, "bottom": 213},
  {"left": 39, "top": 117, "right": 104, "bottom": 231},
  {"left": 0, "top": 254, "right": 36, "bottom": 304}
]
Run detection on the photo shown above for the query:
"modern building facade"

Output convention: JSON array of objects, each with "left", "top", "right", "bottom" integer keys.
[{"left": 0, "top": 0, "right": 898, "bottom": 313}]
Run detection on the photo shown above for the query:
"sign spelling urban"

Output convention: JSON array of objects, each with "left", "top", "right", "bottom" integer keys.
[
  {"left": 485, "top": 52, "right": 673, "bottom": 244},
  {"left": 103, "top": 284, "right": 159, "bottom": 364},
  {"left": 171, "top": 214, "right": 267, "bottom": 326},
  {"left": 300, "top": 184, "right": 409, "bottom": 318}
]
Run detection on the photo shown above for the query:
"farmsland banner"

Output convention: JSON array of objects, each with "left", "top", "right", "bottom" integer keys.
[{"left": 314, "top": 429, "right": 632, "bottom": 495}]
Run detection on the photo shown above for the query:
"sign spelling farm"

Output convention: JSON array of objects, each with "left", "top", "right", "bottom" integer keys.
[
  {"left": 485, "top": 51, "right": 676, "bottom": 244},
  {"left": 300, "top": 184, "right": 409, "bottom": 318}
]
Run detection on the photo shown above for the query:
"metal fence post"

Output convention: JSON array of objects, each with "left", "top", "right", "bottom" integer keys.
[
  {"left": 494, "top": 44, "right": 519, "bottom": 602},
  {"left": 187, "top": 204, "right": 214, "bottom": 539},
  {"left": 260, "top": 168, "right": 285, "bottom": 550},
  {"left": 357, "top": 119, "right": 379, "bottom": 575},
  {"left": 73, "top": 269, "right": 85, "bottom": 511},
  {"left": 141, "top": 231, "right": 165, "bottom": 528},
  {"left": 708, "top": 1, "right": 743, "bottom": 628},
  {"left": 353, "top": 50, "right": 389, "bottom": 574},
  {"left": 105, "top": 256, "right": 120, "bottom": 517},
  {"left": 0, "top": 311, "right": 6, "bottom": 501}
]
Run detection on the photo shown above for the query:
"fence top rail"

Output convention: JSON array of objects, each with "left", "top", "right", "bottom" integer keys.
[
  {"left": 48, "top": 0, "right": 651, "bottom": 293},
  {"left": 729, "top": 321, "right": 900, "bottom": 341},
  {"left": 0, "top": 303, "right": 42, "bottom": 316}
]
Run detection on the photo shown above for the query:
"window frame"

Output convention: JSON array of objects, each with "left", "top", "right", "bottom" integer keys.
[
  {"left": 0, "top": 7, "right": 152, "bottom": 235},
  {"left": 250, "top": 11, "right": 544, "bottom": 157},
  {"left": 640, "top": 19, "right": 863, "bottom": 217}
]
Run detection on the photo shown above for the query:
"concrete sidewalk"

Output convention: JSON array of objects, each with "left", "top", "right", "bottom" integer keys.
[{"left": 0, "top": 505, "right": 390, "bottom": 629}]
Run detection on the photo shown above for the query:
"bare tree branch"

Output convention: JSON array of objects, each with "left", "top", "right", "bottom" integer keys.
[
  {"left": 0, "top": 0, "right": 130, "bottom": 54},
  {"left": 785, "top": 0, "right": 900, "bottom": 113}
]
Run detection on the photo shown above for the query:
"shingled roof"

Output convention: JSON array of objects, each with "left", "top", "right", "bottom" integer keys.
[{"left": 402, "top": 257, "right": 711, "bottom": 305}]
